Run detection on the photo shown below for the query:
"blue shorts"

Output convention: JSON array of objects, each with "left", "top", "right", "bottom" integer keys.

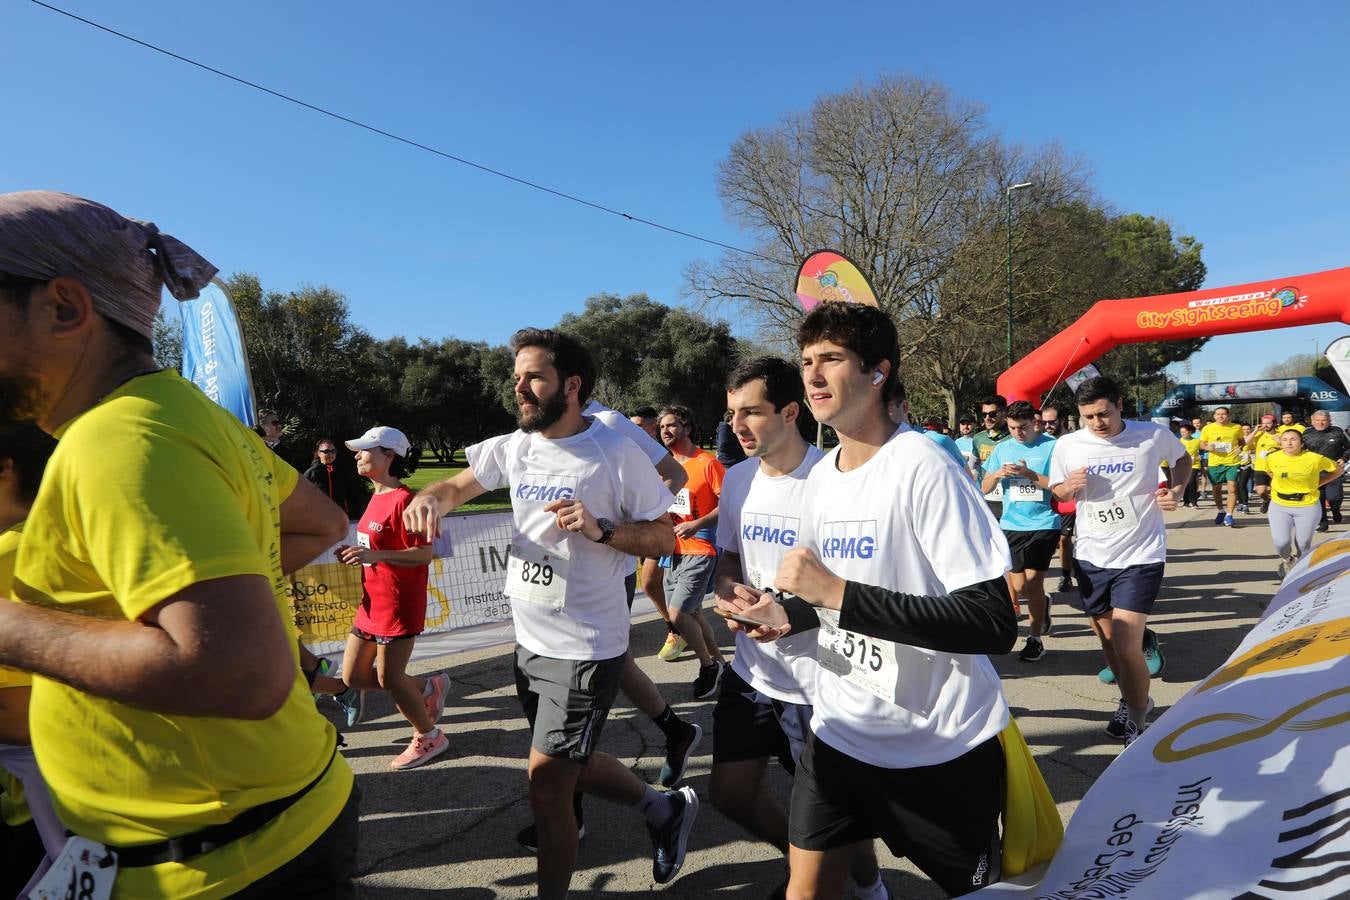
[{"left": 1072, "top": 560, "right": 1165, "bottom": 617}]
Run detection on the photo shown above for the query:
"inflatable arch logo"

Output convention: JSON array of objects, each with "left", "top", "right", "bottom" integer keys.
[{"left": 1136, "top": 285, "right": 1306, "bottom": 330}]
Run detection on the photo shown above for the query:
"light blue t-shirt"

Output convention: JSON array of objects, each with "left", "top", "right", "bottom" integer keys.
[
  {"left": 985, "top": 433, "right": 1060, "bottom": 531},
  {"left": 953, "top": 435, "right": 976, "bottom": 473},
  {"left": 922, "top": 429, "right": 968, "bottom": 471}
]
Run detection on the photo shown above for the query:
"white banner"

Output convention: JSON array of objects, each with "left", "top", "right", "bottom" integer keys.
[{"left": 977, "top": 538, "right": 1350, "bottom": 898}]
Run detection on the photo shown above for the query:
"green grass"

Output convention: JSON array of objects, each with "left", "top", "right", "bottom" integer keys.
[{"left": 404, "top": 462, "right": 511, "bottom": 511}]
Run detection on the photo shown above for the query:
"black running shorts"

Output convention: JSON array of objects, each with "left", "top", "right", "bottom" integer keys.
[{"left": 789, "top": 732, "right": 1004, "bottom": 895}]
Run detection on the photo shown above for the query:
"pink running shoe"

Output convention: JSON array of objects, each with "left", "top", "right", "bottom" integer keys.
[
  {"left": 423, "top": 672, "right": 451, "bottom": 724},
  {"left": 391, "top": 729, "right": 449, "bottom": 770}
]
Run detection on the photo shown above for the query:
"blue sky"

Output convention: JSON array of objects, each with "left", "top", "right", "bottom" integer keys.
[{"left": 5, "top": 1, "right": 1350, "bottom": 383}]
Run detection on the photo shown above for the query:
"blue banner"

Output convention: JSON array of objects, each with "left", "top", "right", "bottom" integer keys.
[{"left": 179, "top": 279, "right": 257, "bottom": 426}]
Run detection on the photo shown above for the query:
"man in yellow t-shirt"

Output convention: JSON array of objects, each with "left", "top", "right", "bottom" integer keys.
[
  {"left": 1276, "top": 410, "right": 1306, "bottom": 435},
  {"left": 1199, "top": 406, "right": 1245, "bottom": 527},
  {"left": 1246, "top": 414, "right": 1282, "bottom": 513},
  {"left": 0, "top": 192, "right": 355, "bottom": 898},
  {"left": 1178, "top": 423, "right": 1203, "bottom": 507}
]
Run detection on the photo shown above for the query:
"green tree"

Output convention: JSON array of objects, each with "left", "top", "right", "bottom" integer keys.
[{"left": 558, "top": 293, "right": 741, "bottom": 438}]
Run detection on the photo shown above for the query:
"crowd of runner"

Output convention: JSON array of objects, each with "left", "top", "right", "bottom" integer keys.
[{"left": 0, "top": 191, "right": 1345, "bottom": 898}]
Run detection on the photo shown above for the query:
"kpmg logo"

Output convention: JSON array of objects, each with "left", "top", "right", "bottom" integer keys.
[
  {"left": 742, "top": 512, "right": 800, "bottom": 547},
  {"left": 819, "top": 520, "right": 878, "bottom": 560},
  {"left": 1086, "top": 455, "right": 1136, "bottom": 476},
  {"left": 515, "top": 473, "right": 579, "bottom": 503}
]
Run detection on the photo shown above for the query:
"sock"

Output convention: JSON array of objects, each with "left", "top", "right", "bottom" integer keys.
[
  {"left": 1126, "top": 703, "right": 1150, "bottom": 729},
  {"left": 416, "top": 726, "right": 441, "bottom": 740},
  {"left": 666, "top": 621, "right": 679, "bottom": 635},
  {"left": 849, "top": 875, "right": 888, "bottom": 900},
  {"left": 652, "top": 704, "right": 687, "bottom": 742},
  {"left": 634, "top": 784, "right": 677, "bottom": 827}
]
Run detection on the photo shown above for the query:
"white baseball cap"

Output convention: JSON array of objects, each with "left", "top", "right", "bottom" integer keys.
[{"left": 346, "top": 426, "right": 410, "bottom": 458}]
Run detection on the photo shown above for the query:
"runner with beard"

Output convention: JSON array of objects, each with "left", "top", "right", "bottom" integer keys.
[
  {"left": 404, "top": 328, "right": 698, "bottom": 898},
  {"left": 719, "top": 304, "right": 1021, "bottom": 897}
]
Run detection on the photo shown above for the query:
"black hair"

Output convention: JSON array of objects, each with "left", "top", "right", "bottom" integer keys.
[
  {"left": 796, "top": 302, "right": 903, "bottom": 404},
  {"left": 980, "top": 395, "right": 1008, "bottom": 411},
  {"left": 660, "top": 404, "right": 696, "bottom": 433},
  {"left": 388, "top": 451, "right": 409, "bottom": 479},
  {"left": 631, "top": 406, "right": 658, "bottom": 420},
  {"left": 1006, "top": 400, "right": 1037, "bottom": 422},
  {"left": 510, "top": 328, "right": 598, "bottom": 404},
  {"left": 0, "top": 421, "right": 58, "bottom": 506},
  {"left": 1041, "top": 403, "right": 1064, "bottom": 419},
  {"left": 1074, "top": 376, "right": 1124, "bottom": 408},
  {"left": 726, "top": 355, "right": 804, "bottom": 413},
  {"left": 313, "top": 437, "right": 337, "bottom": 462}
]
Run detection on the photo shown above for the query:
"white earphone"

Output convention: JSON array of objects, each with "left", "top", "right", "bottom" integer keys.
[{"left": 872, "top": 371, "right": 885, "bottom": 385}]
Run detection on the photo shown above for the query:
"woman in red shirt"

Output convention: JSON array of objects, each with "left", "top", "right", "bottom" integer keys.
[{"left": 337, "top": 426, "right": 450, "bottom": 770}]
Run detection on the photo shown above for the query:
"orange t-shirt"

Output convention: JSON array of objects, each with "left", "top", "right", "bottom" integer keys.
[{"left": 671, "top": 447, "right": 724, "bottom": 556}]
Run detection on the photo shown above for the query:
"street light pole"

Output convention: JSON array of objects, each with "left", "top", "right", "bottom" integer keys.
[{"left": 1005, "top": 182, "right": 1033, "bottom": 372}]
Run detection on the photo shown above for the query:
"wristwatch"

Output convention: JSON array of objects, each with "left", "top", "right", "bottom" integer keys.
[{"left": 594, "top": 517, "right": 616, "bottom": 545}]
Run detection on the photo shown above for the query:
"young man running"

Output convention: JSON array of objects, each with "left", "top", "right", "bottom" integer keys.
[
  {"left": 982, "top": 400, "right": 1061, "bottom": 662},
  {"left": 659, "top": 405, "right": 729, "bottom": 698},
  {"left": 404, "top": 329, "right": 698, "bottom": 898},
  {"left": 974, "top": 396, "right": 1010, "bottom": 519},
  {"left": 722, "top": 303, "right": 1020, "bottom": 896},
  {"left": 1200, "top": 406, "right": 1244, "bottom": 526},
  {"left": 1049, "top": 376, "right": 1191, "bottom": 748},
  {"left": 1040, "top": 405, "right": 1078, "bottom": 591},
  {"left": 711, "top": 356, "right": 885, "bottom": 899}
]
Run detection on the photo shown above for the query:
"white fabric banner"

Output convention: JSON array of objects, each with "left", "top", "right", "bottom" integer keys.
[
  {"left": 977, "top": 539, "right": 1350, "bottom": 898},
  {"left": 290, "top": 510, "right": 656, "bottom": 664}
]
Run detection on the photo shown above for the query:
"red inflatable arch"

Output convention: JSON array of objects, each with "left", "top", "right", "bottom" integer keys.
[{"left": 998, "top": 266, "right": 1350, "bottom": 404}]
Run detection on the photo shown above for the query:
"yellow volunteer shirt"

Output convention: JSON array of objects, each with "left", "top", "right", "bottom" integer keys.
[
  {"left": 1200, "top": 422, "right": 1244, "bottom": 466},
  {"left": 13, "top": 371, "right": 353, "bottom": 898},
  {"left": 0, "top": 525, "right": 32, "bottom": 827},
  {"left": 1261, "top": 450, "right": 1338, "bottom": 507},
  {"left": 0, "top": 524, "right": 31, "bottom": 690},
  {"left": 1250, "top": 431, "right": 1280, "bottom": 466}
]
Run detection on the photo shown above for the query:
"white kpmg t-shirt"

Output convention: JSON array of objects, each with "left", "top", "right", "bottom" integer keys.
[
  {"left": 716, "top": 445, "right": 824, "bottom": 706},
  {"left": 582, "top": 400, "right": 669, "bottom": 467},
  {"left": 1048, "top": 420, "right": 1187, "bottom": 569},
  {"left": 801, "top": 426, "right": 1012, "bottom": 768},
  {"left": 467, "top": 418, "right": 672, "bottom": 660}
]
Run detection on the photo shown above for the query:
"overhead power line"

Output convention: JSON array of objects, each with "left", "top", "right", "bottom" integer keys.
[{"left": 30, "top": 0, "right": 789, "bottom": 267}]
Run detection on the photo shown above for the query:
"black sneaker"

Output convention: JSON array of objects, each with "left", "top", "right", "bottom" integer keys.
[
  {"left": 516, "top": 797, "right": 585, "bottom": 854},
  {"left": 649, "top": 787, "right": 699, "bottom": 884},
  {"left": 1018, "top": 636, "right": 1045, "bottom": 662},
  {"left": 1105, "top": 698, "right": 1129, "bottom": 739},
  {"left": 1121, "top": 719, "right": 1145, "bottom": 749},
  {"left": 1056, "top": 575, "right": 1073, "bottom": 593},
  {"left": 658, "top": 722, "right": 703, "bottom": 788},
  {"left": 692, "top": 661, "right": 724, "bottom": 700}
]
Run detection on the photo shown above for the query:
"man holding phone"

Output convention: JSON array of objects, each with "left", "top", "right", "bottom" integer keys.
[
  {"left": 719, "top": 303, "right": 1021, "bottom": 897},
  {"left": 710, "top": 356, "right": 884, "bottom": 899}
]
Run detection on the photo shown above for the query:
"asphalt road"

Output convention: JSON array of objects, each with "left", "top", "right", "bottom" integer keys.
[{"left": 331, "top": 500, "right": 1295, "bottom": 898}]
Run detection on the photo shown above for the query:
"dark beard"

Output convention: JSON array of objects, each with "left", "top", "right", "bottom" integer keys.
[
  {"left": 0, "top": 370, "right": 45, "bottom": 422},
  {"left": 518, "top": 390, "right": 568, "bottom": 433}
]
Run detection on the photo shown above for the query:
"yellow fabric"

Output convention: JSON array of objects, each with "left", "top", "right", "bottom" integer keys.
[
  {"left": 998, "top": 716, "right": 1063, "bottom": 876},
  {"left": 14, "top": 371, "right": 353, "bottom": 899},
  {"left": 0, "top": 764, "right": 29, "bottom": 827},
  {"left": 1200, "top": 422, "right": 1244, "bottom": 465},
  {"left": 0, "top": 525, "right": 32, "bottom": 826},
  {"left": 1276, "top": 423, "right": 1307, "bottom": 435},
  {"left": 0, "top": 524, "right": 31, "bottom": 689},
  {"left": 1250, "top": 430, "right": 1280, "bottom": 464},
  {"left": 1180, "top": 437, "right": 1202, "bottom": 464},
  {"left": 1260, "top": 450, "right": 1337, "bottom": 506}
]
